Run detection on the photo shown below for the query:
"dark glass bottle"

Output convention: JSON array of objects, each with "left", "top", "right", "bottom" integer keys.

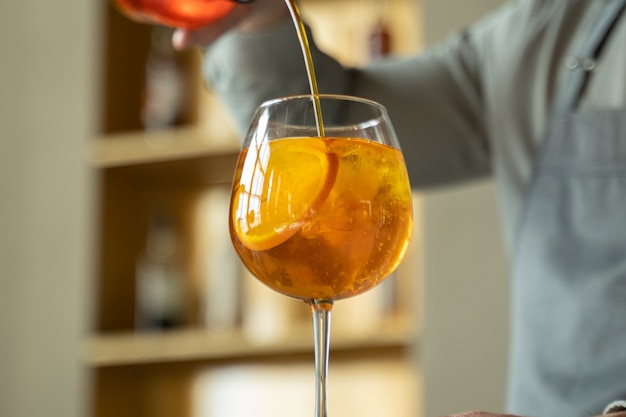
[
  {"left": 113, "top": 0, "right": 254, "bottom": 29},
  {"left": 135, "top": 212, "right": 187, "bottom": 330},
  {"left": 369, "top": 19, "right": 392, "bottom": 60}
]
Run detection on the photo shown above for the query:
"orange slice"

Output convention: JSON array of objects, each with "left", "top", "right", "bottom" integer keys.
[{"left": 232, "top": 138, "right": 338, "bottom": 251}]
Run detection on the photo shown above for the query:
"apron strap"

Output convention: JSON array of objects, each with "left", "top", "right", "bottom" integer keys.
[{"left": 554, "top": 0, "right": 626, "bottom": 112}]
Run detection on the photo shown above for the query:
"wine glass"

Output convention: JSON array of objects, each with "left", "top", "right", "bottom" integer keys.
[{"left": 229, "top": 94, "right": 413, "bottom": 417}]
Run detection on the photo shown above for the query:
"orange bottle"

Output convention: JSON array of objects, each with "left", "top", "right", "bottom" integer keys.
[{"left": 114, "top": 0, "right": 253, "bottom": 29}]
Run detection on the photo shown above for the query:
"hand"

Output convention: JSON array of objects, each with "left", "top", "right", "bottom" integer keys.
[{"left": 172, "top": 0, "right": 289, "bottom": 50}]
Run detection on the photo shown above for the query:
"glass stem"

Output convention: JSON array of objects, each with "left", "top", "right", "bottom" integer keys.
[{"left": 310, "top": 300, "right": 333, "bottom": 417}]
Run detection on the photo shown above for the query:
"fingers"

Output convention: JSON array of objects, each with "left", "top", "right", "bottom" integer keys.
[
  {"left": 172, "top": 27, "right": 222, "bottom": 50},
  {"left": 172, "top": 0, "right": 289, "bottom": 50},
  {"left": 172, "top": 5, "right": 250, "bottom": 50},
  {"left": 172, "top": 29, "right": 191, "bottom": 50}
]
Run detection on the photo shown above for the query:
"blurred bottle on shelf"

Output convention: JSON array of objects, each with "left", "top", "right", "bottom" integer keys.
[
  {"left": 135, "top": 211, "right": 187, "bottom": 330},
  {"left": 368, "top": 0, "right": 392, "bottom": 61},
  {"left": 112, "top": 0, "right": 242, "bottom": 30},
  {"left": 368, "top": 19, "right": 391, "bottom": 60},
  {"left": 141, "top": 26, "right": 187, "bottom": 130}
]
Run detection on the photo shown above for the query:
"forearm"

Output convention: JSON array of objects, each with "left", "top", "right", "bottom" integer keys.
[
  {"left": 203, "top": 17, "right": 491, "bottom": 188},
  {"left": 203, "top": 19, "right": 348, "bottom": 136}
]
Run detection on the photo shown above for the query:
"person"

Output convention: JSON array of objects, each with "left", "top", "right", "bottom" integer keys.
[{"left": 173, "top": 1, "right": 626, "bottom": 417}]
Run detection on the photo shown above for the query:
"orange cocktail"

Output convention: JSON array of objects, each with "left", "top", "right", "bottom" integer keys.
[
  {"left": 229, "top": 94, "right": 411, "bottom": 417},
  {"left": 230, "top": 136, "right": 413, "bottom": 302}
]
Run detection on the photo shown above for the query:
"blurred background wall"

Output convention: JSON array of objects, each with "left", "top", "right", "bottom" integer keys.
[{"left": 0, "top": 0, "right": 100, "bottom": 416}]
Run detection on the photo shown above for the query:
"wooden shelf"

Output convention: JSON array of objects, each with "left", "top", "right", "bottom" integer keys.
[
  {"left": 90, "top": 128, "right": 241, "bottom": 187},
  {"left": 91, "top": 127, "right": 240, "bottom": 168},
  {"left": 85, "top": 320, "right": 416, "bottom": 367}
]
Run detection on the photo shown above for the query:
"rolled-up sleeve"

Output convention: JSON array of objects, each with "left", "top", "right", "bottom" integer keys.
[{"left": 204, "top": 13, "right": 491, "bottom": 189}]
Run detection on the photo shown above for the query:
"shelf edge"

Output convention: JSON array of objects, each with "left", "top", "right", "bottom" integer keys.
[
  {"left": 90, "top": 127, "right": 241, "bottom": 168},
  {"left": 84, "top": 322, "right": 418, "bottom": 367}
]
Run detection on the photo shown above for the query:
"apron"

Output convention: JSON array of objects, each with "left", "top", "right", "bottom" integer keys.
[{"left": 506, "top": 1, "right": 626, "bottom": 416}]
